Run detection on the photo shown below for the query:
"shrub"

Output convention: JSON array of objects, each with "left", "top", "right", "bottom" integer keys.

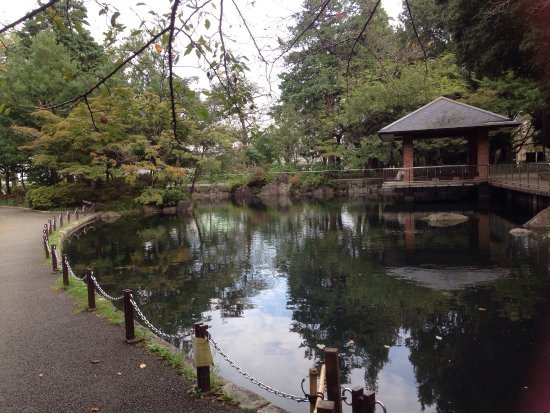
[
  {"left": 26, "top": 183, "right": 95, "bottom": 210},
  {"left": 162, "top": 188, "right": 189, "bottom": 206},
  {"left": 135, "top": 187, "right": 190, "bottom": 207},
  {"left": 135, "top": 188, "right": 164, "bottom": 206},
  {"left": 26, "top": 186, "right": 54, "bottom": 210}
]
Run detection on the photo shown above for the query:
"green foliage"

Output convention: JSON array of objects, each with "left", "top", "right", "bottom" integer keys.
[
  {"left": 135, "top": 187, "right": 189, "bottom": 207},
  {"left": 26, "top": 183, "right": 94, "bottom": 210},
  {"left": 135, "top": 187, "right": 164, "bottom": 206},
  {"left": 162, "top": 188, "right": 189, "bottom": 206}
]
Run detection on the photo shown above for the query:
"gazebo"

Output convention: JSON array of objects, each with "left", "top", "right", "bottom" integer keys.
[{"left": 377, "top": 97, "right": 521, "bottom": 184}]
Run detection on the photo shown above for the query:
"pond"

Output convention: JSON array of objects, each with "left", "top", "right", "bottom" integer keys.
[{"left": 64, "top": 200, "right": 550, "bottom": 413}]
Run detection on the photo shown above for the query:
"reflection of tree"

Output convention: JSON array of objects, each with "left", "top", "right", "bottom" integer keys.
[{"left": 65, "top": 201, "right": 550, "bottom": 412}]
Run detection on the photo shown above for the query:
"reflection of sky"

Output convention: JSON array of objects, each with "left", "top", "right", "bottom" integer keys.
[
  {"left": 345, "top": 330, "right": 437, "bottom": 413},
  {"left": 205, "top": 277, "right": 433, "bottom": 413},
  {"left": 205, "top": 277, "right": 312, "bottom": 413}
]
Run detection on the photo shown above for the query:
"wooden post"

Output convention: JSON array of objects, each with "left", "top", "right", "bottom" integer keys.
[
  {"left": 48, "top": 219, "right": 52, "bottom": 234},
  {"left": 59, "top": 213, "right": 63, "bottom": 228},
  {"left": 43, "top": 233, "right": 50, "bottom": 259},
  {"left": 75, "top": 209, "right": 79, "bottom": 220},
  {"left": 62, "top": 254, "right": 69, "bottom": 286},
  {"left": 51, "top": 245, "right": 58, "bottom": 272},
  {"left": 317, "top": 400, "right": 336, "bottom": 413},
  {"left": 310, "top": 368, "right": 318, "bottom": 413},
  {"left": 325, "top": 348, "right": 342, "bottom": 413},
  {"left": 67, "top": 211, "right": 71, "bottom": 223},
  {"left": 351, "top": 387, "right": 376, "bottom": 413},
  {"left": 123, "top": 289, "right": 136, "bottom": 342},
  {"left": 53, "top": 216, "right": 56, "bottom": 231},
  {"left": 194, "top": 323, "right": 211, "bottom": 392},
  {"left": 86, "top": 269, "right": 95, "bottom": 310}
]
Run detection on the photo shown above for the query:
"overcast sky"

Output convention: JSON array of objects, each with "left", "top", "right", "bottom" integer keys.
[{"left": 1, "top": 0, "right": 404, "bottom": 112}]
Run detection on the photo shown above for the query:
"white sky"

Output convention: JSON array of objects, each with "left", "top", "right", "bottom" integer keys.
[{"left": 1, "top": 0, "right": 403, "bottom": 115}]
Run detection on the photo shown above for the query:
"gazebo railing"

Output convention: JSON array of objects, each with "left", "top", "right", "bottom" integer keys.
[
  {"left": 489, "top": 162, "right": 550, "bottom": 190},
  {"left": 382, "top": 164, "right": 482, "bottom": 182}
]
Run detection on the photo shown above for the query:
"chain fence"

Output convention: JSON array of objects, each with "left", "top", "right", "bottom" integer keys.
[
  {"left": 41, "top": 210, "right": 334, "bottom": 408},
  {"left": 207, "top": 334, "right": 309, "bottom": 402}
]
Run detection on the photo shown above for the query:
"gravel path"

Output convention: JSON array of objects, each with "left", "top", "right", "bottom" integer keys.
[{"left": 0, "top": 207, "right": 244, "bottom": 413}]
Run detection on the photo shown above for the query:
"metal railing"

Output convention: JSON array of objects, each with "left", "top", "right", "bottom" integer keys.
[{"left": 489, "top": 162, "right": 550, "bottom": 190}]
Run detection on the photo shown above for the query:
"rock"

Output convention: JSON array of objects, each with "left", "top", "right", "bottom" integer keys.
[
  {"left": 524, "top": 207, "right": 550, "bottom": 229},
  {"left": 259, "top": 182, "right": 290, "bottom": 198},
  {"left": 312, "top": 185, "right": 335, "bottom": 201},
  {"left": 162, "top": 207, "right": 177, "bottom": 215},
  {"left": 176, "top": 200, "right": 193, "bottom": 215},
  {"left": 100, "top": 211, "right": 121, "bottom": 223},
  {"left": 423, "top": 213, "right": 469, "bottom": 227},
  {"left": 509, "top": 228, "right": 533, "bottom": 237},
  {"left": 142, "top": 205, "right": 161, "bottom": 216}
]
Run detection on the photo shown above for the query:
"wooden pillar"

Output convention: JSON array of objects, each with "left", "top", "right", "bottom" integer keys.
[
  {"left": 402, "top": 137, "right": 414, "bottom": 183},
  {"left": 476, "top": 130, "right": 489, "bottom": 181},
  {"left": 478, "top": 213, "right": 490, "bottom": 257},
  {"left": 404, "top": 213, "right": 416, "bottom": 252}
]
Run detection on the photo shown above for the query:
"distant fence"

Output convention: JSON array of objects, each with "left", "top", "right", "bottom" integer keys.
[
  {"left": 41, "top": 208, "right": 387, "bottom": 412},
  {"left": 489, "top": 162, "right": 550, "bottom": 191}
]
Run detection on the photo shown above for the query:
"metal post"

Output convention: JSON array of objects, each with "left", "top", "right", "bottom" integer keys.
[
  {"left": 51, "top": 245, "right": 58, "bottom": 272},
  {"left": 86, "top": 269, "right": 95, "bottom": 310},
  {"left": 123, "top": 289, "right": 135, "bottom": 342},
  {"left": 62, "top": 254, "right": 69, "bottom": 286},
  {"left": 194, "top": 323, "right": 211, "bottom": 392},
  {"left": 325, "top": 348, "right": 342, "bottom": 413}
]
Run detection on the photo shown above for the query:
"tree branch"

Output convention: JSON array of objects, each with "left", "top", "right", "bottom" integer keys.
[
  {"left": 404, "top": 0, "right": 428, "bottom": 77},
  {"left": 0, "top": 0, "right": 61, "bottom": 34},
  {"left": 274, "top": 0, "right": 332, "bottom": 62},
  {"left": 168, "top": 0, "right": 181, "bottom": 141},
  {"left": 46, "top": 27, "right": 170, "bottom": 109},
  {"left": 345, "top": 0, "right": 381, "bottom": 76}
]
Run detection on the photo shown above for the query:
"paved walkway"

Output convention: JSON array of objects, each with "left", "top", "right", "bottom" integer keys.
[{"left": 0, "top": 207, "right": 243, "bottom": 413}]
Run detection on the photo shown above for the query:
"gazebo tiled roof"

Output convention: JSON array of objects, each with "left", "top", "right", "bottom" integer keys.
[{"left": 378, "top": 97, "right": 521, "bottom": 142}]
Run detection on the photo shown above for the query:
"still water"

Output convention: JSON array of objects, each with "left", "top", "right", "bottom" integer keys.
[{"left": 65, "top": 201, "right": 550, "bottom": 413}]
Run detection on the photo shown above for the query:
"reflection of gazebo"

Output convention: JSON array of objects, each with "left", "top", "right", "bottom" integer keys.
[{"left": 377, "top": 97, "right": 521, "bottom": 184}]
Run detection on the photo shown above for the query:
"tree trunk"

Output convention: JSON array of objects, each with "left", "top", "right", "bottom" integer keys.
[{"left": 5, "top": 170, "right": 11, "bottom": 195}]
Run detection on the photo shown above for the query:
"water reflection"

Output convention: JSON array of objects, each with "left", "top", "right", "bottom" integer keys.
[{"left": 65, "top": 201, "right": 550, "bottom": 413}]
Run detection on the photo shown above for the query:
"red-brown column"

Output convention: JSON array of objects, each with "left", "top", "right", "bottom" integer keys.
[
  {"left": 476, "top": 131, "right": 489, "bottom": 181},
  {"left": 468, "top": 136, "right": 478, "bottom": 166},
  {"left": 404, "top": 213, "right": 416, "bottom": 252},
  {"left": 403, "top": 137, "right": 414, "bottom": 182},
  {"left": 478, "top": 213, "right": 490, "bottom": 256}
]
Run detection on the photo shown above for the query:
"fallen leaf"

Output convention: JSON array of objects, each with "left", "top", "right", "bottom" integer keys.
[
  {"left": 117, "top": 372, "right": 122, "bottom": 376},
  {"left": 316, "top": 344, "right": 325, "bottom": 350},
  {"left": 90, "top": 408, "right": 100, "bottom": 412},
  {"left": 479, "top": 307, "right": 487, "bottom": 311},
  {"left": 139, "top": 363, "right": 146, "bottom": 368},
  {"left": 436, "top": 336, "right": 443, "bottom": 341},
  {"left": 90, "top": 359, "right": 100, "bottom": 364},
  {"left": 384, "top": 345, "right": 390, "bottom": 349},
  {"left": 38, "top": 374, "right": 43, "bottom": 377}
]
